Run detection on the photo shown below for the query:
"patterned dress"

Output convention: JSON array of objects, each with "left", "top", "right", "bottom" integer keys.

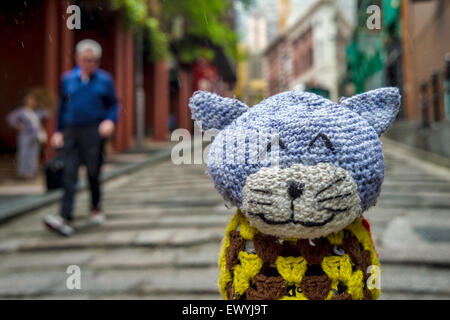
[
  {"left": 219, "top": 210, "right": 381, "bottom": 300},
  {"left": 7, "top": 107, "right": 49, "bottom": 177}
]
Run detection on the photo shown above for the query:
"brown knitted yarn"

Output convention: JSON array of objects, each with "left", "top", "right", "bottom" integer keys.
[
  {"left": 300, "top": 275, "right": 332, "bottom": 300},
  {"left": 245, "top": 274, "right": 286, "bottom": 300},
  {"left": 226, "top": 230, "right": 246, "bottom": 269},
  {"left": 297, "top": 237, "right": 330, "bottom": 265},
  {"left": 253, "top": 233, "right": 282, "bottom": 264}
]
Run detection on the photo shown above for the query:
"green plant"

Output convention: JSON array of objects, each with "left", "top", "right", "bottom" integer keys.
[
  {"left": 110, "top": 0, "right": 168, "bottom": 61},
  {"left": 110, "top": 0, "right": 253, "bottom": 62}
]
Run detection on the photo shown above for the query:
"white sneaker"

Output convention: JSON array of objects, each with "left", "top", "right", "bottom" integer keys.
[
  {"left": 43, "top": 215, "right": 74, "bottom": 237},
  {"left": 89, "top": 212, "right": 106, "bottom": 225}
]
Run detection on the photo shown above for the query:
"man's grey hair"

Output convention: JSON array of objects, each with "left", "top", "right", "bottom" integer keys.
[{"left": 76, "top": 39, "right": 102, "bottom": 59}]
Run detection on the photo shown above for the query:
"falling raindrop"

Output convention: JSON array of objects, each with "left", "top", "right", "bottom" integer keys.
[
  {"left": 24, "top": 1, "right": 27, "bottom": 7},
  {"left": 21, "top": 41, "right": 24, "bottom": 48}
]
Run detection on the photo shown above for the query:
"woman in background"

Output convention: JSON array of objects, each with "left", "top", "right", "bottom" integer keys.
[{"left": 7, "top": 88, "right": 52, "bottom": 179}]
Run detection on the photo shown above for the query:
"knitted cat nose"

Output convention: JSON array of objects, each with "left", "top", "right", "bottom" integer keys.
[{"left": 287, "top": 180, "right": 305, "bottom": 200}]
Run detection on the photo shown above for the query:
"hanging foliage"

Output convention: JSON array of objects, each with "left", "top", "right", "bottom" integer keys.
[
  {"left": 160, "top": 0, "right": 239, "bottom": 63},
  {"left": 110, "top": 0, "right": 148, "bottom": 26},
  {"left": 110, "top": 0, "right": 253, "bottom": 63},
  {"left": 110, "top": 0, "right": 168, "bottom": 61}
]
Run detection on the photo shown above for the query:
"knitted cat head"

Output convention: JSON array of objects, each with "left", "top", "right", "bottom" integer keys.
[{"left": 189, "top": 88, "right": 400, "bottom": 239}]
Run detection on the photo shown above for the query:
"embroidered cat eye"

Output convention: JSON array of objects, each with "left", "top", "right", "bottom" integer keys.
[
  {"left": 308, "top": 133, "right": 335, "bottom": 152},
  {"left": 266, "top": 138, "right": 287, "bottom": 152}
]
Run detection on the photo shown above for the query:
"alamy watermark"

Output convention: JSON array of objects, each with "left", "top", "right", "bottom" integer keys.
[
  {"left": 366, "top": 265, "right": 381, "bottom": 290},
  {"left": 366, "top": 5, "right": 381, "bottom": 30},
  {"left": 171, "top": 121, "right": 283, "bottom": 166},
  {"left": 66, "top": 5, "right": 81, "bottom": 30},
  {"left": 62, "top": 264, "right": 380, "bottom": 293},
  {"left": 66, "top": 265, "right": 81, "bottom": 290}
]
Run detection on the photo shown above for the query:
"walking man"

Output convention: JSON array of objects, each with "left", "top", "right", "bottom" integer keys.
[{"left": 43, "top": 39, "right": 119, "bottom": 236}]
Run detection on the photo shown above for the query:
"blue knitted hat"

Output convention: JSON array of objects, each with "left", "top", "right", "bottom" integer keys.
[{"left": 189, "top": 88, "right": 400, "bottom": 239}]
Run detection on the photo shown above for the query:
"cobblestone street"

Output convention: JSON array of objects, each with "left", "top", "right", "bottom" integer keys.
[{"left": 0, "top": 140, "right": 449, "bottom": 299}]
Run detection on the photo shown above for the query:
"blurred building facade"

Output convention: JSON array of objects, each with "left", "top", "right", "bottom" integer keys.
[
  {"left": 263, "top": 0, "right": 353, "bottom": 101},
  {"left": 343, "top": 0, "right": 450, "bottom": 158},
  {"left": 344, "top": 0, "right": 401, "bottom": 98},
  {"left": 236, "top": 0, "right": 450, "bottom": 158},
  {"left": 401, "top": 0, "right": 450, "bottom": 123},
  {"left": 235, "top": 11, "right": 268, "bottom": 105},
  {"left": 388, "top": 0, "right": 450, "bottom": 158}
]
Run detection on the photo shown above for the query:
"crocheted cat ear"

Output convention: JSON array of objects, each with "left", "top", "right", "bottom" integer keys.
[
  {"left": 340, "top": 87, "right": 401, "bottom": 136},
  {"left": 189, "top": 90, "right": 249, "bottom": 131}
]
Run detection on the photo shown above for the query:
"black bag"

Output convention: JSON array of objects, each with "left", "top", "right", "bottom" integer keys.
[{"left": 44, "top": 152, "right": 64, "bottom": 191}]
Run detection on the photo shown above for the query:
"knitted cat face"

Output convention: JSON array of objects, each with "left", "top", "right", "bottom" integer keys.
[{"left": 189, "top": 88, "right": 400, "bottom": 239}]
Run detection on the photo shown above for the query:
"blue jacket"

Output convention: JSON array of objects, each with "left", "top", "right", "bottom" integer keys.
[{"left": 56, "top": 67, "right": 119, "bottom": 132}]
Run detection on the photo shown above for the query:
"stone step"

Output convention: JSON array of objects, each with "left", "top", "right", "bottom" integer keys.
[
  {"left": 0, "top": 243, "right": 221, "bottom": 272},
  {"left": 104, "top": 183, "right": 216, "bottom": 193},
  {"left": 379, "top": 291, "right": 450, "bottom": 300},
  {"left": 104, "top": 205, "right": 233, "bottom": 217},
  {"left": 380, "top": 264, "right": 450, "bottom": 296},
  {"left": 0, "top": 227, "right": 224, "bottom": 253},
  {"left": 30, "top": 293, "right": 222, "bottom": 300},
  {"left": 377, "top": 201, "right": 450, "bottom": 210},
  {"left": 379, "top": 247, "right": 450, "bottom": 268},
  {"left": 382, "top": 180, "right": 450, "bottom": 191},
  {"left": 0, "top": 267, "right": 220, "bottom": 298},
  {"left": 103, "top": 198, "right": 224, "bottom": 208},
  {"left": 1, "top": 262, "right": 449, "bottom": 299},
  {"left": 379, "top": 191, "right": 450, "bottom": 201},
  {"left": 0, "top": 215, "right": 230, "bottom": 239}
]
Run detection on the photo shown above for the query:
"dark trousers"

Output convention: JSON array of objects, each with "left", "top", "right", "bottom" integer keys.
[{"left": 60, "top": 126, "right": 105, "bottom": 221}]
